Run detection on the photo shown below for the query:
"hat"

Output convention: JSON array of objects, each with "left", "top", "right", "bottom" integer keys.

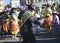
[
  {"left": 52, "top": 11, "right": 59, "bottom": 14},
  {"left": 27, "top": 4, "right": 34, "bottom": 10},
  {"left": 35, "top": 14, "right": 40, "bottom": 18},
  {"left": 11, "top": 8, "right": 16, "bottom": 11}
]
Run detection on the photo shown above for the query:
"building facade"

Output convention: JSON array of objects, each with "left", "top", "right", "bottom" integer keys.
[
  {"left": 10, "top": 0, "right": 60, "bottom": 8},
  {"left": 11, "top": 0, "right": 20, "bottom": 8},
  {"left": 36, "top": 0, "right": 57, "bottom": 7},
  {"left": 20, "top": 0, "right": 36, "bottom": 5}
]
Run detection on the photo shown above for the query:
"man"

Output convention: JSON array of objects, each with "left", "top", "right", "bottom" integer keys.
[{"left": 18, "top": 5, "right": 40, "bottom": 43}]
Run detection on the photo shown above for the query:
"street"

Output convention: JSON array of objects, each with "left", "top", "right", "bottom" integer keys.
[
  {"left": 0, "top": 28, "right": 60, "bottom": 43},
  {"left": 0, "top": 35, "right": 60, "bottom": 43},
  {"left": 0, "top": 0, "right": 60, "bottom": 43}
]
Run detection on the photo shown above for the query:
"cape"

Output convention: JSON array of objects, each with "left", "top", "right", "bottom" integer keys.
[{"left": 21, "top": 11, "right": 32, "bottom": 26}]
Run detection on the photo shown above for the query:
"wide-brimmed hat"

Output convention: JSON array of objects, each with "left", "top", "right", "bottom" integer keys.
[{"left": 27, "top": 4, "right": 35, "bottom": 10}]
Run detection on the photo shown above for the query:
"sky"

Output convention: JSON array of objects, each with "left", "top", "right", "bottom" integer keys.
[{"left": 3, "top": 0, "right": 10, "bottom": 6}]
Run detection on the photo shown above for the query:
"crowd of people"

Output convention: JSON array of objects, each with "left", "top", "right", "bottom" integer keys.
[{"left": 0, "top": 2, "right": 60, "bottom": 43}]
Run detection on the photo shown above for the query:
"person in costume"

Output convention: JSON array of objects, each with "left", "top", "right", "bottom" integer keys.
[
  {"left": 51, "top": 10, "right": 59, "bottom": 35},
  {"left": 1, "top": 12, "right": 9, "bottom": 36},
  {"left": 46, "top": 3, "right": 52, "bottom": 15},
  {"left": 32, "top": 14, "right": 40, "bottom": 35},
  {"left": 44, "top": 14, "right": 53, "bottom": 32},
  {"left": 41, "top": 4, "right": 52, "bottom": 17},
  {"left": 18, "top": 5, "right": 40, "bottom": 43},
  {"left": 39, "top": 15, "right": 44, "bottom": 27},
  {"left": 9, "top": 8, "right": 20, "bottom": 39}
]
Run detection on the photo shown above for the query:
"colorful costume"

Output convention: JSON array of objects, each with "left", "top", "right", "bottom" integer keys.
[
  {"left": 51, "top": 14, "right": 59, "bottom": 33},
  {"left": 51, "top": 11, "right": 59, "bottom": 35},
  {"left": 19, "top": 10, "right": 37, "bottom": 43},
  {"left": 9, "top": 12, "right": 19, "bottom": 35},
  {"left": 41, "top": 7, "right": 52, "bottom": 17},
  {"left": 2, "top": 19, "right": 9, "bottom": 32},
  {"left": 18, "top": 5, "right": 41, "bottom": 43},
  {"left": 44, "top": 14, "right": 53, "bottom": 31},
  {"left": 33, "top": 14, "right": 40, "bottom": 35},
  {"left": 1, "top": 14, "right": 9, "bottom": 36}
]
